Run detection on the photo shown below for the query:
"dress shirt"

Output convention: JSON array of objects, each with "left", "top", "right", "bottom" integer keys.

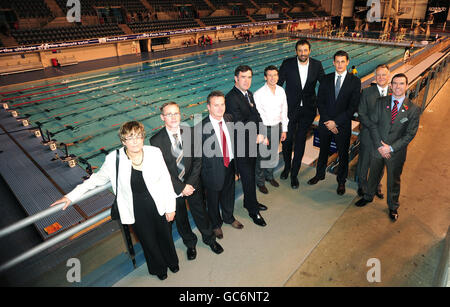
[
  {"left": 391, "top": 95, "right": 405, "bottom": 111},
  {"left": 254, "top": 83, "right": 289, "bottom": 132},
  {"left": 335, "top": 70, "right": 347, "bottom": 87},
  {"left": 297, "top": 58, "right": 309, "bottom": 107},
  {"left": 166, "top": 127, "right": 182, "bottom": 149},
  {"left": 388, "top": 95, "right": 406, "bottom": 153},
  {"left": 166, "top": 126, "right": 184, "bottom": 197},
  {"left": 208, "top": 115, "right": 234, "bottom": 161},
  {"left": 377, "top": 85, "right": 389, "bottom": 97}
]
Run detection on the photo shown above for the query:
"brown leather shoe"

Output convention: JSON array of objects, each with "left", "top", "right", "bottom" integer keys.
[
  {"left": 213, "top": 228, "right": 223, "bottom": 239},
  {"left": 267, "top": 178, "right": 279, "bottom": 187},
  {"left": 257, "top": 184, "right": 268, "bottom": 194},
  {"left": 231, "top": 220, "right": 244, "bottom": 229}
]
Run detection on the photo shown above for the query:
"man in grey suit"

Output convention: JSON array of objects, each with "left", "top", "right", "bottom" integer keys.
[
  {"left": 356, "top": 64, "right": 391, "bottom": 198},
  {"left": 355, "top": 73, "right": 421, "bottom": 222}
]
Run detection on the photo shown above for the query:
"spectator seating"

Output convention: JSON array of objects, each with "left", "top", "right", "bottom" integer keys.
[
  {"left": 128, "top": 19, "right": 200, "bottom": 33},
  {"left": 0, "top": 0, "right": 52, "bottom": 18},
  {"left": 200, "top": 15, "right": 251, "bottom": 26},
  {"left": 10, "top": 24, "right": 125, "bottom": 45},
  {"left": 54, "top": 0, "right": 148, "bottom": 16},
  {"left": 251, "top": 14, "right": 290, "bottom": 21}
]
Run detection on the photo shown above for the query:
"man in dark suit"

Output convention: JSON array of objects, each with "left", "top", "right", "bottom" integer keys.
[
  {"left": 307, "top": 50, "right": 361, "bottom": 195},
  {"left": 357, "top": 64, "right": 391, "bottom": 198},
  {"left": 225, "top": 65, "right": 268, "bottom": 227},
  {"left": 355, "top": 73, "right": 421, "bottom": 221},
  {"left": 199, "top": 91, "right": 243, "bottom": 240},
  {"left": 278, "top": 39, "right": 325, "bottom": 189},
  {"left": 150, "top": 102, "right": 223, "bottom": 260}
]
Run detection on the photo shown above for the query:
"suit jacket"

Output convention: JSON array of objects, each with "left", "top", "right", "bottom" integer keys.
[
  {"left": 318, "top": 72, "right": 361, "bottom": 131},
  {"left": 225, "top": 86, "right": 263, "bottom": 158},
  {"left": 358, "top": 84, "right": 390, "bottom": 150},
  {"left": 199, "top": 114, "right": 236, "bottom": 191},
  {"left": 150, "top": 126, "right": 202, "bottom": 195},
  {"left": 278, "top": 56, "right": 325, "bottom": 118},
  {"left": 367, "top": 96, "right": 420, "bottom": 157}
]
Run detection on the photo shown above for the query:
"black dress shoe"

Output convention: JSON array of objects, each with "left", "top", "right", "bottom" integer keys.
[
  {"left": 337, "top": 183, "right": 345, "bottom": 195},
  {"left": 257, "top": 184, "right": 268, "bottom": 194},
  {"left": 280, "top": 168, "right": 289, "bottom": 180},
  {"left": 209, "top": 241, "right": 224, "bottom": 254},
  {"left": 355, "top": 198, "right": 371, "bottom": 207},
  {"left": 307, "top": 176, "right": 324, "bottom": 185},
  {"left": 291, "top": 176, "right": 299, "bottom": 189},
  {"left": 375, "top": 190, "right": 384, "bottom": 199},
  {"left": 258, "top": 203, "right": 267, "bottom": 211},
  {"left": 389, "top": 209, "right": 398, "bottom": 222},
  {"left": 187, "top": 247, "right": 197, "bottom": 260},
  {"left": 249, "top": 213, "right": 267, "bottom": 227},
  {"left": 169, "top": 265, "right": 179, "bottom": 273},
  {"left": 157, "top": 273, "right": 168, "bottom": 280}
]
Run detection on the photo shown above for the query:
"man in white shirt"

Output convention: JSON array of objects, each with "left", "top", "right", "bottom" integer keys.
[
  {"left": 278, "top": 39, "right": 325, "bottom": 189},
  {"left": 357, "top": 64, "right": 391, "bottom": 198},
  {"left": 254, "top": 65, "right": 289, "bottom": 194}
]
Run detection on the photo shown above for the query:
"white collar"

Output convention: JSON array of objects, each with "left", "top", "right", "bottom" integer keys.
[
  {"left": 297, "top": 57, "right": 309, "bottom": 67},
  {"left": 209, "top": 115, "right": 225, "bottom": 125},
  {"left": 335, "top": 70, "right": 347, "bottom": 80}
]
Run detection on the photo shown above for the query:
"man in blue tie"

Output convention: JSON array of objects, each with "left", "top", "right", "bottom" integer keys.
[
  {"left": 355, "top": 73, "right": 421, "bottom": 221},
  {"left": 307, "top": 50, "right": 361, "bottom": 196}
]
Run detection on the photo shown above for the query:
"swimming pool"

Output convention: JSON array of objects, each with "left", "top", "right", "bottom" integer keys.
[{"left": 0, "top": 38, "right": 404, "bottom": 169}]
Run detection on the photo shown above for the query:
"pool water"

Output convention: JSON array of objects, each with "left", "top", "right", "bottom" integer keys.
[{"left": 0, "top": 38, "right": 404, "bottom": 169}]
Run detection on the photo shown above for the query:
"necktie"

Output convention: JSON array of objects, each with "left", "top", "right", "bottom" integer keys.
[
  {"left": 244, "top": 92, "right": 254, "bottom": 107},
  {"left": 335, "top": 75, "right": 342, "bottom": 99},
  {"left": 391, "top": 100, "right": 399, "bottom": 123},
  {"left": 219, "top": 121, "right": 230, "bottom": 167},
  {"left": 381, "top": 89, "right": 385, "bottom": 97},
  {"left": 172, "top": 133, "right": 185, "bottom": 181}
]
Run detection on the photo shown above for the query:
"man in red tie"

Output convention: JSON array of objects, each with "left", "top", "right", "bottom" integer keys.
[
  {"left": 199, "top": 91, "right": 243, "bottom": 239},
  {"left": 355, "top": 73, "right": 421, "bottom": 221}
]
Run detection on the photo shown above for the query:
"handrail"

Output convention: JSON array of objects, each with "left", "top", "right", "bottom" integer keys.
[
  {"left": 0, "top": 208, "right": 111, "bottom": 274},
  {"left": 0, "top": 182, "right": 112, "bottom": 239}
]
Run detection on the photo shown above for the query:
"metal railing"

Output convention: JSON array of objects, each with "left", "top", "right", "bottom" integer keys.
[
  {"left": 408, "top": 51, "right": 450, "bottom": 112},
  {"left": 0, "top": 183, "right": 112, "bottom": 274}
]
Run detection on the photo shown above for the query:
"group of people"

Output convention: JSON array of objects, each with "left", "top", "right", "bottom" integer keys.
[{"left": 51, "top": 39, "right": 421, "bottom": 281}]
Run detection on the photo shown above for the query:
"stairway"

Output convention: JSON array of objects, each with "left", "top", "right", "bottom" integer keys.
[
  {"left": 0, "top": 34, "right": 17, "bottom": 47},
  {"left": 44, "top": 0, "right": 65, "bottom": 17},
  {"left": 139, "top": 0, "right": 153, "bottom": 12},
  {"left": 203, "top": 0, "right": 216, "bottom": 11},
  {"left": 118, "top": 24, "right": 133, "bottom": 35}
]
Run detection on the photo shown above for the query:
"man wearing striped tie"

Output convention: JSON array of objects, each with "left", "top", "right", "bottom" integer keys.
[
  {"left": 355, "top": 73, "right": 421, "bottom": 221},
  {"left": 150, "top": 102, "right": 224, "bottom": 261},
  {"left": 356, "top": 64, "right": 391, "bottom": 199}
]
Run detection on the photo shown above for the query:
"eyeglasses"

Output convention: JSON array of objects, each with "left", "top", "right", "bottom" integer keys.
[
  {"left": 163, "top": 112, "right": 180, "bottom": 118},
  {"left": 123, "top": 134, "right": 144, "bottom": 142}
]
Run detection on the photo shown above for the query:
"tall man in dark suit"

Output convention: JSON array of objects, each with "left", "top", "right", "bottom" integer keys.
[
  {"left": 355, "top": 73, "right": 421, "bottom": 221},
  {"left": 357, "top": 64, "right": 391, "bottom": 198},
  {"left": 200, "top": 90, "right": 243, "bottom": 240},
  {"left": 278, "top": 39, "right": 325, "bottom": 189},
  {"left": 150, "top": 102, "right": 223, "bottom": 260},
  {"left": 307, "top": 50, "right": 361, "bottom": 195},
  {"left": 225, "top": 65, "right": 268, "bottom": 227}
]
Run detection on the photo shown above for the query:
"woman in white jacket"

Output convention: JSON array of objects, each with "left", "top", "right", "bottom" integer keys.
[{"left": 51, "top": 121, "right": 178, "bottom": 280}]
